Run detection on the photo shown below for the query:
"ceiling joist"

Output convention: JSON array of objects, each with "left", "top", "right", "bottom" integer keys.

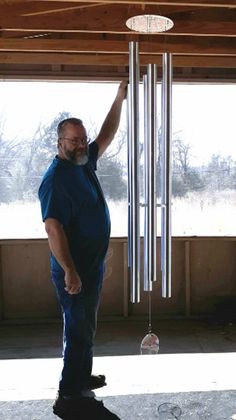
[
  {"left": 1, "top": 7, "right": 235, "bottom": 38},
  {"left": 1, "top": 52, "right": 236, "bottom": 68},
  {"left": 1, "top": 38, "right": 236, "bottom": 56},
  {"left": 21, "top": 0, "right": 236, "bottom": 7},
  {"left": 0, "top": 0, "right": 235, "bottom": 79}
]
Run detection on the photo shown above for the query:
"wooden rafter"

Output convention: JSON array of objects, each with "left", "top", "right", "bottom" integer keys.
[
  {"left": 21, "top": 3, "right": 105, "bottom": 17},
  {"left": 0, "top": 38, "right": 235, "bottom": 56},
  {"left": 16, "top": 0, "right": 236, "bottom": 7},
  {"left": 0, "top": 0, "right": 235, "bottom": 77},
  {"left": 1, "top": 52, "right": 236, "bottom": 68},
  {"left": 1, "top": 6, "right": 235, "bottom": 38}
]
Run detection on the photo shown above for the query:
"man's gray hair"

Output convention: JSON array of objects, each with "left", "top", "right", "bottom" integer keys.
[{"left": 57, "top": 118, "right": 83, "bottom": 138}]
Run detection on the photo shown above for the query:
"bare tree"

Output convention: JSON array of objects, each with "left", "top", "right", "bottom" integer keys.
[
  {"left": 88, "top": 122, "right": 127, "bottom": 200},
  {"left": 0, "top": 118, "right": 22, "bottom": 202},
  {"left": 173, "top": 137, "right": 191, "bottom": 176},
  {"left": 4, "top": 112, "right": 127, "bottom": 202}
]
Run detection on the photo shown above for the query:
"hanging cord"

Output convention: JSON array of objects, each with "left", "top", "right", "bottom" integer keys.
[{"left": 148, "top": 289, "right": 152, "bottom": 334}]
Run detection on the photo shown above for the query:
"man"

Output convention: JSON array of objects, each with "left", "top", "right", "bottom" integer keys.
[{"left": 38, "top": 81, "right": 127, "bottom": 419}]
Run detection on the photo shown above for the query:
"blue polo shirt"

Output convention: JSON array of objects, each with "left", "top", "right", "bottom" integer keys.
[{"left": 38, "top": 141, "right": 110, "bottom": 280}]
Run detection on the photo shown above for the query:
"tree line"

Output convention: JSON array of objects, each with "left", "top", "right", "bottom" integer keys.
[{"left": 0, "top": 111, "right": 236, "bottom": 204}]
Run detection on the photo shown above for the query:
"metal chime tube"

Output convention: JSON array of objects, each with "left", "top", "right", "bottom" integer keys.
[
  {"left": 144, "top": 64, "right": 157, "bottom": 292},
  {"left": 161, "top": 53, "right": 172, "bottom": 298},
  {"left": 128, "top": 41, "right": 140, "bottom": 303}
]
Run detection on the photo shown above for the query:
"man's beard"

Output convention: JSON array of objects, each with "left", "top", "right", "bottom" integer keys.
[{"left": 65, "top": 146, "right": 89, "bottom": 166}]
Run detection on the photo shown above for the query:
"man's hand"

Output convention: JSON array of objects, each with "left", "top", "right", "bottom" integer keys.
[
  {"left": 117, "top": 80, "right": 128, "bottom": 101},
  {"left": 64, "top": 268, "right": 82, "bottom": 294},
  {"left": 95, "top": 79, "right": 128, "bottom": 158}
]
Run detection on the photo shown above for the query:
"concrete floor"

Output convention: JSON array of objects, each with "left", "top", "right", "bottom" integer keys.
[{"left": 0, "top": 319, "right": 236, "bottom": 419}]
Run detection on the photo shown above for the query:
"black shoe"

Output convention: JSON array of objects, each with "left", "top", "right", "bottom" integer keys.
[
  {"left": 87, "top": 374, "right": 106, "bottom": 390},
  {"left": 53, "top": 395, "right": 121, "bottom": 420}
]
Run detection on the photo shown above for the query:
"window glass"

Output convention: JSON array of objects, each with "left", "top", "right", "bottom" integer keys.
[
  {"left": 0, "top": 81, "right": 127, "bottom": 238},
  {"left": 171, "top": 84, "right": 236, "bottom": 236},
  {"left": 0, "top": 81, "right": 235, "bottom": 238}
]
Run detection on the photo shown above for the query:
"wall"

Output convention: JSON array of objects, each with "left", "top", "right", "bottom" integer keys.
[{"left": 0, "top": 237, "right": 236, "bottom": 322}]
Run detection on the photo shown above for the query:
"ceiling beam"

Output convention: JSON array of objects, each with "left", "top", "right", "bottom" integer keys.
[
  {"left": 0, "top": 38, "right": 235, "bottom": 56},
  {"left": 2, "top": 29, "right": 236, "bottom": 38},
  {"left": 1, "top": 7, "right": 236, "bottom": 38},
  {"left": 0, "top": 51, "right": 236, "bottom": 68},
  {"left": 0, "top": 0, "right": 31, "bottom": 4},
  {"left": 26, "top": 0, "right": 236, "bottom": 8},
  {"left": 0, "top": 1, "right": 106, "bottom": 18}
]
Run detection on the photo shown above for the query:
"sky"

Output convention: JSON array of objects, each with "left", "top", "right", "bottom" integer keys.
[
  {"left": 172, "top": 84, "right": 236, "bottom": 164},
  {"left": 0, "top": 81, "right": 235, "bottom": 165}
]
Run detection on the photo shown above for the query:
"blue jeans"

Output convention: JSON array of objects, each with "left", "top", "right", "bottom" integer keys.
[{"left": 51, "top": 268, "right": 103, "bottom": 397}]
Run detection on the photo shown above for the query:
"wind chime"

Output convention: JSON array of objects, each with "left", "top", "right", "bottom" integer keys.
[{"left": 126, "top": 14, "right": 173, "bottom": 354}]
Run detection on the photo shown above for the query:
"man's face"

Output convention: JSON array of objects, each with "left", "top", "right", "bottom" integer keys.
[{"left": 58, "top": 123, "right": 89, "bottom": 165}]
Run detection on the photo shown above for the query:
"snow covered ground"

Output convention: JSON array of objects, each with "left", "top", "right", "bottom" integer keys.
[{"left": 1, "top": 189, "right": 236, "bottom": 239}]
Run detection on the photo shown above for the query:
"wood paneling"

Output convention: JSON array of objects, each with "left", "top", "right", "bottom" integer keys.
[
  {"left": 190, "top": 240, "right": 236, "bottom": 314},
  {"left": 99, "top": 241, "right": 124, "bottom": 315},
  {"left": 1, "top": 238, "right": 236, "bottom": 320},
  {"left": 1, "top": 241, "right": 59, "bottom": 319}
]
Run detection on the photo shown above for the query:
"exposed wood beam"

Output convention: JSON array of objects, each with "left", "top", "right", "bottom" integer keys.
[
  {"left": 3, "top": 29, "right": 236, "bottom": 39},
  {"left": 21, "top": 3, "right": 106, "bottom": 17},
  {"left": 3, "top": 29, "right": 236, "bottom": 38},
  {"left": 0, "top": 1, "right": 107, "bottom": 17},
  {"left": 0, "top": 52, "right": 236, "bottom": 68},
  {"left": 1, "top": 68, "right": 235, "bottom": 83},
  {"left": 1, "top": 7, "right": 236, "bottom": 38},
  {"left": 0, "top": 0, "right": 236, "bottom": 16},
  {"left": 0, "top": 1, "right": 235, "bottom": 81},
  {"left": 30, "top": 0, "right": 236, "bottom": 8},
  {"left": 174, "top": 55, "right": 236, "bottom": 67},
  {"left": 0, "top": 38, "right": 235, "bottom": 56},
  {"left": 0, "top": 0, "right": 31, "bottom": 4}
]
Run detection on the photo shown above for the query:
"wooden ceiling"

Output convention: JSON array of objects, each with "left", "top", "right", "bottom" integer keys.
[{"left": 0, "top": 0, "right": 236, "bottom": 80}]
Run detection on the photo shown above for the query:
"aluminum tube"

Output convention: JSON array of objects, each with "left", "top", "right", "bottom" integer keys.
[
  {"left": 144, "top": 64, "right": 157, "bottom": 292},
  {"left": 127, "top": 87, "right": 132, "bottom": 270},
  {"left": 128, "top": 41, "right": 140, "bottom": 303},
  {"left": 161, "top": 53, "right": 172, "bottom": 298},
  {"left": 143, "top": 74, "right": 150, "bottom": 292}
]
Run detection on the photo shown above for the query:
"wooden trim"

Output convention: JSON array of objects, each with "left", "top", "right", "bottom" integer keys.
[
  {"left": 0, "top": 246, "right": 4, "bottom": 320},
  {"left": 1, "top": 236, "right": 236, "bottom": 247},
  {"left": 123, "top": 242, "right": 129, "bottom": 317},
  {"left": 185, "top": 241, "right": 191, "bottom": 317}
]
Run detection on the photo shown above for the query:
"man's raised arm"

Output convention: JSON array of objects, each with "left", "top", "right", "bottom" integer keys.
[{"left": 95, "top": 80, "right": 127, "bottom": 158}]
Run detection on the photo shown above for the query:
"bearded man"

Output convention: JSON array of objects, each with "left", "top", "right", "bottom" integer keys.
[{"left": 38, "top": 81, "right": 127, "bottom": 420}]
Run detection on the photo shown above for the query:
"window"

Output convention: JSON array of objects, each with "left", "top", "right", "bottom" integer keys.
[
  {"left": 171, "top": 84, "right": 236, "bottom": 236},
  {"left": 0, "top": 81, "right": 127, "bottom": 238},
  {"left": 0, "top": 81, "right": 235, "bottom": 238}
]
